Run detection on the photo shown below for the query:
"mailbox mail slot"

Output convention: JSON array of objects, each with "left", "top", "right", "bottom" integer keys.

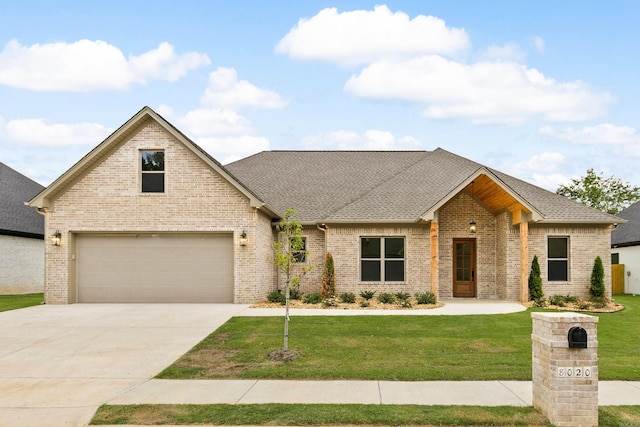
[{"left": 568, "top": 326, "right": 588, "bottom": 348}]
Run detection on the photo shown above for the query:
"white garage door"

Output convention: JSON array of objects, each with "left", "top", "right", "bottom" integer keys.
[{"left": 76, "top": 233, "right": 234, "bottom": 303}]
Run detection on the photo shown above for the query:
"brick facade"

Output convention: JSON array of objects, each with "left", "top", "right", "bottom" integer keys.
[
  {"left": 290, "top": 192, "right": 614, "bottom": 302},
  {"left": 43, "top": 120, "right": 273, "bottom": 304},
  {"left": 0, "top": 235, "right": 44, "bottom": 294},
  {"left": 37, "top": 114, "right": 614, "bottom": 305}
]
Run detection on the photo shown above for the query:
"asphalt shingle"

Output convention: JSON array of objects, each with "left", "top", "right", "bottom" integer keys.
[
  {"left": 0, "top": 162, "right": 45, "bottom": 237},
  {"left": 227, "top": 148, "right": 620, "bottom": 225},
  {"left": 611, "top": 201, "right": 640, "bottom": 246}
]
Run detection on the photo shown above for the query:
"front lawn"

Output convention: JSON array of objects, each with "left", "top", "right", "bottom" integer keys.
[
  {"left": 0, "top": 293, "right": 43, "bottom": 312},
  {"left": 92, "top": 404, "right": 640, "bottom": 426},
  {"left": 158, "top": 294, "right": 640, "bottom": 381}
]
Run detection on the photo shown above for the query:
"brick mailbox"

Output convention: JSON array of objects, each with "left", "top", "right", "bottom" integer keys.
[{"left": 531, "top": 312, "right": 598, "bottom": 427}]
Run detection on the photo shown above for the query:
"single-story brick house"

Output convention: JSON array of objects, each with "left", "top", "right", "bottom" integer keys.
[
  {"left": 611, "top": 201, "right": 640, "bottom": 294},
  {"left": 28, "top": 106, "right": 621, "bottom": 304},
  {"left": 1, "top": 162, "right": 45, "bottom": 294}
]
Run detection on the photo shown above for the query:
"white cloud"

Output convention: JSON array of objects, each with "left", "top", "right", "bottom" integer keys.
[
  {"left": 345, "top": 56, "right": 613, "bottom": 124},
  {"left": 177, "top": 108, "right": 253, "bottom": 136},
  {"left": 0, "top": 39, "right": 210, "bottom": 91},
  {"left": 276, "top": 5, "right": 469, "bottom": 66},
  {"left": 301, "top": 129, "right": 422, "bottom": 150},
  {"left": 6, "top": 118, "right": 113, "bottom": 146},
  {"left": 500, "top": 152, "right": 567, "bottom": 190},
  {"left": 201, "top": 67, "right": 287, "bottom": 109},
  {"left": 198, "top": 135, "right": 270, "bottom": 164},
  {"left": 161, "top": 105, "right": 270, "bottom": 163},
  {"left": 539, "top": 124, "right": 640, "bottom": 144},
  {"left": 479, "top": 43, "right": 525, "bottom": 62},
  {"left": 533, "top": 36, "right": 545, "bottom": 53}
]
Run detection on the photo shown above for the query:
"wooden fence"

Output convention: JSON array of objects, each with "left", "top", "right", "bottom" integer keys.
[{"left": 612, "top": 264, "right": 625, "bottom": 295}]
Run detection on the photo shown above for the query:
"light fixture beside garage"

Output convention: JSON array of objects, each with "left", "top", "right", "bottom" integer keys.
[
  {"left": 51, "top": 230, "right": 62, "bottom": 246},
  {"left": 239, "top": 230, "right": 248, "bottom": 246}
]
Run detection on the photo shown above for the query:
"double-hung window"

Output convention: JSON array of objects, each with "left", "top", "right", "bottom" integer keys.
[
  {"left": 548, "top": 237, "right": 569, "bottom": 281},
  {"left": 360, "top": 237, "right": 405, "bottom": 282},
  {"left": 141, "top": 151, "right": 165, "bottom": 193},
  {"left": 292, "top": 237, "right": 307, "bottom": 263}
]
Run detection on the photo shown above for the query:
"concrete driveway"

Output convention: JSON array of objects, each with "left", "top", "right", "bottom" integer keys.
[{"left": 0, "top": 303, "right": 249, "bottom": 427}]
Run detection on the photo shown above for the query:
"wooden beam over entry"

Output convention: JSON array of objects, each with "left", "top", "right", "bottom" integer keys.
[
  {"left": 430, "top": 221, "right": 438, "bottom": 296},
  {"left": 519, "top": 218, "right": 529, "bottom": 303}
]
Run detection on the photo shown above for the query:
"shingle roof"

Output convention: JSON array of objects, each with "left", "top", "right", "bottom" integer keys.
[
  {"left": 0, "top": 162, "right": 45, "bottom": 237},
  {"left": 226, "top": 148, "right": 621, "bottom": 224},
  {"left": 611, "top": 201, "right": 640, "bottom": 246}
]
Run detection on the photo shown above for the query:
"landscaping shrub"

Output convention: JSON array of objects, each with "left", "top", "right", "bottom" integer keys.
[
  {"left": 415, "top": 291, "right": 437, "bottom": 305},
  {"left": 321, "top": 252, "right": 336, "bottom": 299},
  {"left": 359, "top": 290, "right": 376, "bottom": 300},
  {"left": 339, "top": 292, "right": 356, "bottom": 303},
  {"left": 400, "top": 299, "right": 412, "bottom": 308},
  {"left": 303, "top": 292, "right": 323, "bottom": 304},
  {"left": 590, "top": 256, "right": 606, "bottom": 300},
  {"left": 549, "top": 295, "right": 566, "bottom": 307},
  {"left": 377, "top": 293, "right": 396, "bottom": 304},
  {"left": 267, "top": 290, "right": 285, "bottom": 304},
  {"left": 528, "top": 255, "right": 543, "bottom": 303},
  {"left": 289, "top": 287, "right": 302, "bottom": 300},
  {"left": 394, "top": 292, "right": 410, "bottom": 301},
  {"left": 564, "top": 293, "right": 579, "bottom": 303},
  {"left": 322, "top": 298, "right": 338, "bottom": 307},
  {"left": 359, "top": 301, "right": 370, "bottom": 308}
]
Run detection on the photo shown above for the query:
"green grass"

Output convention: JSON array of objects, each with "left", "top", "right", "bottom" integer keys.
[
  {"left": 158, "top": 294, "right": 640, "bottom": 381},
  {"left": 91, "top": 404, "right": 640, "bottom": 426},
  {"left": 0, "top": 293, "right": 43, "bottom": 312},
  {"left": 91, "top": 403, "right": 552, "bottom": 426}
]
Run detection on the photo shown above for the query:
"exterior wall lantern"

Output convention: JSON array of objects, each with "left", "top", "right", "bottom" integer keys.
[
  {"left": 469, "top": 220, "right": 477, "bottom": 234},
  {"left": 51, "top": 230, "right": 62, "bottom": 246},
  {"left": 239, "top": 230, "right": 247, "bottom": 246}
]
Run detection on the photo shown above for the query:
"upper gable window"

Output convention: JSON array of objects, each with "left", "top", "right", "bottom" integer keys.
[{"left": 141, "top": 151, "right": 165, "bottom": 193}]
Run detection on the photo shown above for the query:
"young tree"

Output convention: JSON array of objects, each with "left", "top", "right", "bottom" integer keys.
[
  {"left": 528, "top": 255, "right": 543, "bottom": 303},
  {"left": 556, "top": 169, "right": 640, "bottom": 214},
  {"left": 321, "top": 252, "right": 336, "bottom": 299},
  {"left": 269, "top": 208, "right": 312, "bottom": 351},
  {"left": 589, "top": 256, "right": 606, "bottom": 301}
]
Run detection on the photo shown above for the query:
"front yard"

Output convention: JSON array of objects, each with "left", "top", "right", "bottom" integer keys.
[
  {"left": 93, "top": 295, "right": 640, "bottom": 425},
  {"left": 158, "top": 294, "right": 640, "bottom": 381}
]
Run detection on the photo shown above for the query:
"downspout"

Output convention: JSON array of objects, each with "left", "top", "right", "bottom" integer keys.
[{"left": 316, "top": 223, "right": 328, "bottom": 255}]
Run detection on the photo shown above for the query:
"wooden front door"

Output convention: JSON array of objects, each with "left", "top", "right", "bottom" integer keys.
[{"left": 453, "top": 239, "right": 476, "bottom": 297}]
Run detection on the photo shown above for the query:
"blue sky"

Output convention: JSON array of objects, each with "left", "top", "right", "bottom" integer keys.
[{"left": 1, "top": 1, "right": 639, "bottom": 192}]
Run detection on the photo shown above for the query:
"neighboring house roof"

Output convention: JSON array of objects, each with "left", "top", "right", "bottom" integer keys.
[
  {"left": 0, "top": 162, "right": 45, "bottom": 238},
  {"left": 28, "top": 106, "right": 277, "bottom": 218},
  {"left": 226, "top": 148, "right": 622, "bottom": 225},
  {"left": 611, "top": 201, "right": 640, "bottom": 247}
]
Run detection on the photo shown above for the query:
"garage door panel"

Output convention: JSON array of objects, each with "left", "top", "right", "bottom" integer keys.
[{"left": 77, "top": 233, "right": 234, "bottom": 303}]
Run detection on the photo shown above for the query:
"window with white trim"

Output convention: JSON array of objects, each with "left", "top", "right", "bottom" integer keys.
[
  {"left": 360, "top": 237, "right": 405, "bottom": 282},
  {"left": 141, "top": 151, "right": 165, "bottom": 193},
  {"left": 548, "top": 236, "right": 569, "bottom": 281}
]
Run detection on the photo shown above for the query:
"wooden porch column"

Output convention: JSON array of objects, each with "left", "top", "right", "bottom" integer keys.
[
  {"left": 430, "top": 221, "right": 439, "bottom": 296},
  {"left": 519, "top": 220, "right": 529, "bottom": 303}
]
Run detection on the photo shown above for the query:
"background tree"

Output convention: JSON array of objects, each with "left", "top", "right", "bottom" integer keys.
[
  {"left": 269, "top": 208, "right": 313, "bottom": 351},
  {"left": 321, "top": 252, "right": 336, "bottom": 299},
  {"left": 556, "top": 168, "right": 640, "bottom": 214},
  {"left": 589, "top": 256, "right": 605, "bottom": 301},
  {"left": 528, "top": 255, "right": 543, "bottom": 304}
]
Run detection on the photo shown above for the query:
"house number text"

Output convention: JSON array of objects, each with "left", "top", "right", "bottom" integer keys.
[{"left": 557, "top": 367, "right": 592, "bottom": 377}]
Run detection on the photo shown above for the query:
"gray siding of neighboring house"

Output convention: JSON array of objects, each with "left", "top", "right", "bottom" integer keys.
[{"left": 0, "top": 234, "right": 44, "bottom": 294}]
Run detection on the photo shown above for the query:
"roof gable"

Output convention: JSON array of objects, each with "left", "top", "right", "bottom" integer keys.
[
  {"left": 28, "top": 107, "right": 273, "bottom": 215},
  {"left": 0, "top": 162, "right": 44, "bottom": 237}
]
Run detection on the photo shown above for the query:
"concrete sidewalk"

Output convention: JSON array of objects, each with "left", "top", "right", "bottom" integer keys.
[{"left": 109, "top": 379, "right": 640, "bottom": 407}]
